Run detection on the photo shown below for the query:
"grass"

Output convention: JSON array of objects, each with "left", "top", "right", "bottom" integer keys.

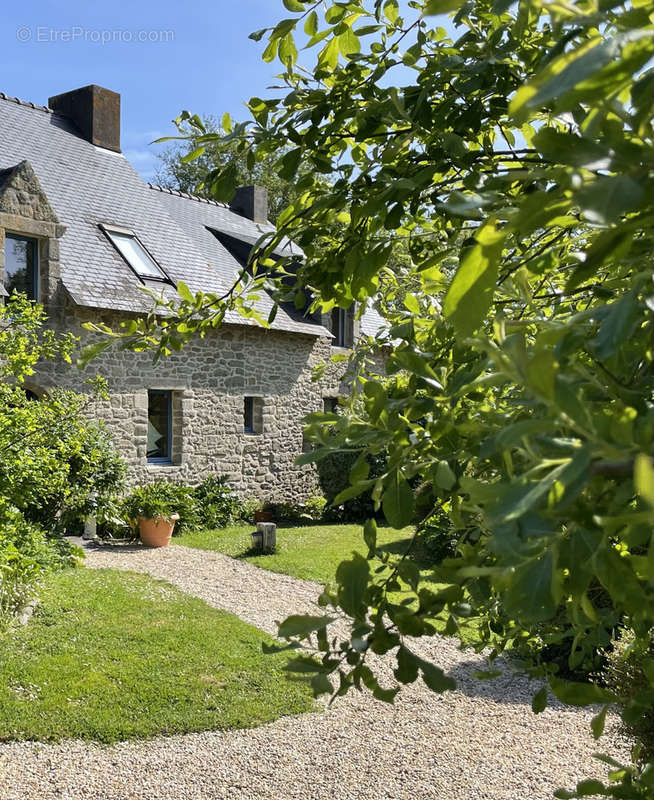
[
  {"left": 175, "top": 523, "right": 421, "bottom": 583},
  {"left": 0, "top": 568, "right": 315, "bottom": 743}
]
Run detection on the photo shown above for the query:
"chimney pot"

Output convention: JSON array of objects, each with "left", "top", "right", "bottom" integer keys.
[
  {"left": 48, "top": 85, "right": 121, "bottom": 153},
  {"left": 230, "top": 185, "right": 268, "bottom": 223}
]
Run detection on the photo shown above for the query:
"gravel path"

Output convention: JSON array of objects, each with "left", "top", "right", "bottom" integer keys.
[{"left": 1, "top": 542, "right": 629, "bottom": 800}]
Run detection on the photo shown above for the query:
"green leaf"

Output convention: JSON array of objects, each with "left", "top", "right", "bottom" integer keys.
[
  {"left": 338, "top": 28, "right": 360, "bottom": 58},
  {"left": 176, "top": 281, "right": 194, "bottom": 303},
  {"left": 335, "top": 553, "right": 370, "bottom": 617},
  {"left": 533, "top": 129, "right": 612, "bottom": 170},
  {"left": 435, "top": 460, "right": 456, "bottom": 490},
  {"left": 304, "top": 10, "right": 318, "bottom": 36},
  {"left": 504, "top": 552, "right": 561, "bottom": 623},
  {"left": 573, "top": 779, "right": 607, "bottom": 795},
  {"left": 248, "top": 28, "right": 268, "bottom": 42},
  {"left": 593, "top": 290, "right": 640, "bottom": 359},
  {"left": 420, "top": 659, "right": 456, "bottom": 693},
  {"left": 635, "top": 454, "right": 654, "bottom": 508},
  {"left": 278, "top": 615, "right": 336, "bottom": 638},
  {"left": 532, "top": 686, "right": 548, "bottom": 713},
  {"left": 180, "top": 146, "right": 205, "bottom": 164},
  {"left": 262, "top": 37, "right": 279, "bottom": 62},
  {"left": 443, "top": 223, "right": 505, "bottom": 337},
  {"left": 394, "top": 645, "right": 419, "bottom": 683},
  {"left": 549, "top": 677, "right": 616, "bottom": 707},
  {"left": 424, "top": 0, "right": 461, "bottom": 13},
  {"left": 383, "top": 0, "right": 400, "bottom": 23},
  {"left": 382, "top": 470, "right": 414, "bottom": 529},
  {"left": 510, "top": 36, "right": 619, "bottom": 121},
  {"left": 591, "top": 705, "right": 608, "bottom": 739},
  {"left": 76, "top": 339, "right": 112, "bottom": 370},
  {"left": 318, "top": 37, "right": 339, "bottom": 70},
  {"left": 575, "top": 175, "right": 644, "bottom": 225},
  {"left": 277, "top": 147, "right": 303, "bottom": 180},
  {"left": 404, "top": 294, "right": 419, "bottom": 314},
  {"left": 283, "top": 0, "right": 305, "bottom": 10},
  {"left": 491, "top": 450, "right": 591, "bottom": 524},
  {"left": 325, "top": 5, "right": 346, "bottom": 23},
  {"left": 279, "top": 33, "right": 299, "bottom": 66},
  {"left": 311, "top": 673, "right": 333, "bottom": 696},
  {"left": 363, "top": 518, "right": 377, "bottom": 557}
]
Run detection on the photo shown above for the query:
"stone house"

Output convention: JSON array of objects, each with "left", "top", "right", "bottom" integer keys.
[{"left": 0, "top": 84, "right": 385, "bottom": 502}]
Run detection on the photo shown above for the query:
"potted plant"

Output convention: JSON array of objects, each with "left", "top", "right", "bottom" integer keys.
[{"left": 123, "top": 482, "right": 180, "bottom": 547}]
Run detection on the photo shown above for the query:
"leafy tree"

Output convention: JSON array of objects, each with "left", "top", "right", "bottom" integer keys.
[
  {"left": 0, "top": 297, "right": 126, "bottom": 620},
  {"left": 87, "top": 0, "right": 654, "bottom": 794},
  {"left": 155, "top": 115, "right": 304, "bottom": 222}
]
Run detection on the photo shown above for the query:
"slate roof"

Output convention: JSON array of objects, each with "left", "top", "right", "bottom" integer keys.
[
  {"left": 0, "top": 92, "right": 323, "bottom": 336},
  {"left": 0, "top": 90, "right": 384, "bottom": 340}
]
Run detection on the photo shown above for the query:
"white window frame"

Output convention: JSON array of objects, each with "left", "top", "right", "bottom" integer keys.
[{"left": 100, "top": 223, "right": 171, "bottom": 283}]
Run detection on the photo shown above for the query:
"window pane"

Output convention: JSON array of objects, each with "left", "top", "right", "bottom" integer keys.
[
  {"left": 244, "top": 397, "right": 254, "bottom": 433},
  {"left": 331, "top": 308, "right": 347, "bottom": 347},
  {"left": 107, "top": 230, "right": 166, "bottom": 279},
  {"left": 148, "top": 391, "right": 171, "bottom": 461},
  {"left": 5, "top": 235, "right": 37, "bottom": 299}
]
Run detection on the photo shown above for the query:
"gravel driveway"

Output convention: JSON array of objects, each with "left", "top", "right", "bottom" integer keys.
[{"left": 1, "top": 542, "right": 629, "bottom": 800}]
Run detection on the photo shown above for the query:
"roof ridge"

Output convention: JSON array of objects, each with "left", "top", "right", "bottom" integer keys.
[
  {"left": 147, "top": 183, "right": 229, "bottom": 208},
  {"left": 0, "top": 92, "right": 54, "bottom": 115}
]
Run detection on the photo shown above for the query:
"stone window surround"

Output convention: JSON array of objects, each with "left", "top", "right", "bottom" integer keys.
[{"left": 0, "top": 216, "right": 65, "bottom": 304}]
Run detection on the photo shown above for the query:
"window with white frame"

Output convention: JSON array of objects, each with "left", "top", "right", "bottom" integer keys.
[{"left": 101, "top": 225, "right": 170, "bottom": 282}]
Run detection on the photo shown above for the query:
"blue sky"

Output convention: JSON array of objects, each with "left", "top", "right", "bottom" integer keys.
[{"left": 1, "top": 1, "right": 293, "bottom": 181}]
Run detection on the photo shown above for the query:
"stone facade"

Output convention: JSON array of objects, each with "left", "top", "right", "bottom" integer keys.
[
  {"left": 34, "top": 307, "right": 344, "bottom": 502},
  {"left": 0, "top": 156, "right": 355, "bottom": 504}
]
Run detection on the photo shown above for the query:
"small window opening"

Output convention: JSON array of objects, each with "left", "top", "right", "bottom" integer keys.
[
  {"left": 147, "top": 390, "right": 172, "bottom": 463},
  {"left": 331, "top": 307, "right": 353, "bottom": 348},
  {"left": 244, "top": 396, "right": 263, "bottom": 434},
  {"left": 323, "top": 397, "right": 339, "bottom": 414}
]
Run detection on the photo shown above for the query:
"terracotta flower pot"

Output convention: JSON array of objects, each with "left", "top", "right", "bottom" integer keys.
[
  {"left": 254, "top": 510, "right": 273, "bottom": 523},
  {"left": 138, "top": 514, "right": 180, "bottom": 547}
]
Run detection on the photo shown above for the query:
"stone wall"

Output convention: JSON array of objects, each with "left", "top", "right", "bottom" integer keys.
[
  {"left": 0, "top": 159, "right": 372, "bottom": 503},
  {"left": 34, "top": 304, "right": 345, "bottom": 503}
]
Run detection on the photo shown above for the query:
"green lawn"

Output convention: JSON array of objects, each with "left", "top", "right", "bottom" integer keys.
[
  {"left": 0, "top": 568, "right": 315, "bottom": 743},
  {"left": 175, "top": 523, "right": 420, "bottom": 583}
]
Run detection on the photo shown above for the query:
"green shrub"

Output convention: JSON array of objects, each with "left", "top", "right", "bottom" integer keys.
[
  {"left": 0, "top": 500, "right": 77, "bottom": 625},
  {"left": 194, "top": 474, "right": 243, "bottom": 528},
  {"left": 265, "top": 495, "right": 327, "bottom": 524},
  {"left": 602, "top": 627, "right": 654, "bottom": 761},
  {"left": 304, "top": 494, "right": 327, "bottom": 521},
  {"left": 0, "top": 296, "right": 111, "bottom": 620},
  {"left": 318, "top": 450, "right": 386, "bottom": 522},
  {"left": 240, "top": 497, "right": 261, "bottom": 524},
  {"left": 416, "top": 512, "right": 460, "bottom": 564}
]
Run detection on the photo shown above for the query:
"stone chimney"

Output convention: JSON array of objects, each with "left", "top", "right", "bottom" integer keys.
[
  {"left": 48, "top": 85, "right": 121, "bottom": 153},
  {"left": 229, "top": 185, "right": 268, "bottom": 223}
]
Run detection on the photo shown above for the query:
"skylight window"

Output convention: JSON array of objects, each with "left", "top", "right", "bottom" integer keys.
[{"left": 101, "top": 225, "right": 168, "bottom": 281}]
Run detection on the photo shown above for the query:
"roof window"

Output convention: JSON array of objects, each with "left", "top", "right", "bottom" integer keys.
[{"left": 100, "top": 225, "right": 169, "bottom": 282}]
